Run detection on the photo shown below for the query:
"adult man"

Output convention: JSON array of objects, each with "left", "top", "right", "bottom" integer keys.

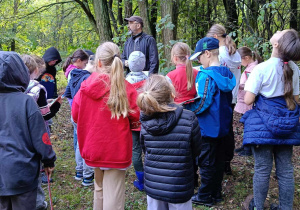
[{"left": 122, "top": 16, "right": 159, "bottom": 75}]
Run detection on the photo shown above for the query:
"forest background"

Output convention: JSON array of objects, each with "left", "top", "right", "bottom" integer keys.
[{"left": 0, "top": 0, "right": 299, "bottom": 74}]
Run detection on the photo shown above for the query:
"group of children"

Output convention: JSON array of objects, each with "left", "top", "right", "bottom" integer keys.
[{"left": 0, "top": 23, "right": 300, "bottom": 210}]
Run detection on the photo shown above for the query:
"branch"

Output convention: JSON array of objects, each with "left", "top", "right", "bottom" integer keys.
[
  {"left": 73, "top": 0, "right": 97, "bottom": 30},
  {"left": 0, "top": 1, "right": 74, "bottom": 20}
]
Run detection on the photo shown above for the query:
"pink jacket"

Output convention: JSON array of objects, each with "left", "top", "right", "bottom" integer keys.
[{"left": 234, "top": 61, "right": 258, "bottom": 114}]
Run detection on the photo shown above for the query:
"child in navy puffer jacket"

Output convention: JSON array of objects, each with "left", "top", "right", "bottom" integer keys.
[{"left": 137, "top": 75, "right": 201, "bottom": 210}]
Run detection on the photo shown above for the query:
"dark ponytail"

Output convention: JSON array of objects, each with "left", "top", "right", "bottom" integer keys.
[
  {"left": 277, "top": 29, "right": 300, "bottom": 110},
  {"left": 62, "top": 49, "right": 89, "bottom": 72},
  {"left": 237, "top": 46, "right": 263, "bottom": 64}
]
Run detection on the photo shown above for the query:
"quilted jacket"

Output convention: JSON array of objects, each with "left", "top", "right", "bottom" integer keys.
[{"left": 240, "top": 95, "right": 300, "bottom": 145}]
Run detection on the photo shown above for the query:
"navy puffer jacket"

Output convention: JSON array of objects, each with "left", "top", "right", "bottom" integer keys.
[
  {"left": 241, "top": 95, "right": 300, "bottom": 146},
  {"left": 140, "top": 105, "right": 202, "bottom": 203}
]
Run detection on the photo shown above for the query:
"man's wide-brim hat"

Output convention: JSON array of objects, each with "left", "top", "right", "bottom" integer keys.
[{"left": 124, "top": 16, "right": 143, "bottom": 27}]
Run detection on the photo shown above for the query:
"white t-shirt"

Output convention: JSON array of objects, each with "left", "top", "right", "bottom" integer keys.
[
  {"left": 219, "top": 46, "right": 242, "bottom": 103},
  {"left": 245, "top": 57, "right": 300, "bottom": 98}
]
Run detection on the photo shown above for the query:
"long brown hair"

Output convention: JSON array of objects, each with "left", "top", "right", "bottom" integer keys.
[
  {"left": 171, "top": 42, "right": 194, "bottom": 90},
  {"left": 95, "top": 42, "right": 130, "bottom": 119},
  {"left": 277, "top": 29, "right": 300, "bottom": 110},
  {"left": 62, "top": 49, "right": 89, "bottom": 72},
  {"left": 237, "top": 47, "right": 263, "bottom": 64},
  {"left": 207, "top": 24, "right": 237, "bottom": 55},
  {"left": 137, "top": 75, "right": 176, "bottom": 116}
]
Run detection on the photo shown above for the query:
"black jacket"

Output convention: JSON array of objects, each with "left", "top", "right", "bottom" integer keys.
[
  {"left": 0, "top": 51, "right": 56, "bottom": 196},
  {"left": 122, "top": 32, "right": 159, "bottom": 75},
  {"left": 140, "top": 105, "right": 201, "bottom": 203},
  {"left": 38, "top": 47, "right": 62, "bottom": 98}
]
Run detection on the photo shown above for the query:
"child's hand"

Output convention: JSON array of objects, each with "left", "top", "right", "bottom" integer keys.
[{"left": 44, "top": 167, "right": 55, "bottom": 179}]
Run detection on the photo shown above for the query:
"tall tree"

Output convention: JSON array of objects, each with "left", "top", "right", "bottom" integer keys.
[
  {"left": 92, "top": 0, "right": 113, "bottom": 42},
  {"left": 161, "top": 0, "right": 175, "bottom": 67},
  {"left": 290, "top": 0, "right": 297, "bottom": 30},
  {"left": 222, "top": 0, "right": 239, "bottom": 31},
  {"left": 124, "top": 0, "right": 132, "bottom": 18},
  {"left": 137, "top": 0, "right": 152, "bottom": 36},
  {"left": 11, "top": 0, "right": 20, "bottom": 51},
  {"left": 149, "top": 0, "right": 158, "bottom": 38}
]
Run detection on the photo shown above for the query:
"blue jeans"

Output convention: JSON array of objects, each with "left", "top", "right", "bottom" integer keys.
[{"left": 252, "top": 145, "right": 294, "bottom": 210}]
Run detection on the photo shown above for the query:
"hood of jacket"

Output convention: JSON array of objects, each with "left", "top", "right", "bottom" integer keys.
[
  {"left": 202, "top": 65, "right": 236, "bottom": 92},
  {"left": 0, "top": 51, "right": 30, "bottom": 92},
  {"left": 80, "top": 72, "right": 111, "bottom": 100},
  {"left": 70, "top": 69, "right": 91, "bottom": 90},
  {"left": 43, "top": 47, "right": 62, "bottom": 66},
  {"left": 219, "top": 46, "right": 241, "bottom": 69},
  {"left": 140, "top": 105, "right": 183, "bottom": 136}
]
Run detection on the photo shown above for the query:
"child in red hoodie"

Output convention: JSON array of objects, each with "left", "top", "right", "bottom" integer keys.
[
  {"left": 166, "top": 42, "right": 198, "bottom": 104},
  {"left": 72, "top": 42, "right": 140, "bottom": 210}
]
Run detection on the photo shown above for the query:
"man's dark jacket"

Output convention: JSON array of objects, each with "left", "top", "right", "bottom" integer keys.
[
  {"left": 122, "top": 32, "right": 159, "bottom": 74},
  {"left": 140, "top": 105, "right": 202, "bottom": 203},
  {"left": 0, "top": 51, "right": 56, "bottom": 196}
]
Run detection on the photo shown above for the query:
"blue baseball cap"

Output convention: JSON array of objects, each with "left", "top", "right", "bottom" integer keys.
[{"left": 189, "top": 37, "right": 219, "bottom": 60}]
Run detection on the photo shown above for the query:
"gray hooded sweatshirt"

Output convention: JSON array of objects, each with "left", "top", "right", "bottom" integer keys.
[
  {"left": 0, "top": 51, "right": 56, "bottom": 196},
  {"left": 219, "top": 46, "right": 242, "bottom": 103}
]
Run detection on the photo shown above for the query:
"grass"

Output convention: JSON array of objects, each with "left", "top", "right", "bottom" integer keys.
[{"left": 45, "top": 97, "right": 300, "bottom": 210}]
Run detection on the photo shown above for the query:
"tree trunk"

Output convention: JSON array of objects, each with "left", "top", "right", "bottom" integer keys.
[
  {"left": 290, "top": 0, "right": 297, "bottom": 30},
  {"left": 172, "top": 0, "right": 179, "bottom": 40},
  {"left": 161, "top": 0, "right": 174, "bottom": 67},
  {"left": 108, "top": 0, "right": 118, "bottom": 33},
  {"left": 117, "top": 0, "right": 123, "bottom": 25},
  {"left": 222, "top": 0, "right": 239, "bottom": 31},
  {"left": 93, "top": 0, "right": 113, "bottom": 42},
  {"left": 74, "top": 0, "right": 99, "bottom": 37},
  {"left": 11, "top": 0, "right": 19, "bottom": 51},
  {"left": 137, "top": 0, "right": 152, "bottom": 36},
  {"left": 124, "top": 0, "right": 132, "bottom": 18},
  {"left": 150, "top": 0, "right": 158, "bottom": 38}
]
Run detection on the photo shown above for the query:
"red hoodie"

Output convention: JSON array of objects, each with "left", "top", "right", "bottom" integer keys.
[
  {"left": 166, "top": 64, "right": 198, "bottom": 103},
  {"left": 72, "top": 72, "right": 140, "bottom": 168}
]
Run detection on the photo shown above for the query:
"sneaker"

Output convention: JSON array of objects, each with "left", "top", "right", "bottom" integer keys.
[
  {"left": 41, "top": 172, "right": 53, "bottom": 185},
  {"left": 212, "top": 192, "right": 223, "bottom": 204},
  {"left": 238, "top": 150, "right": 252, "bottom": 157},
  {"left": 74, "top": 171, "right": 83, "bottom": 181},
  {"left": 191, "top": 194, "right": 214, "bottom": 207},
  {"left": 82, "top": 174, "right": 94, "bottom": 186},
  {"left": 224, "top": 161, "right": 232, "bottom": 175},
  {"left": 249, "top": 198, "right": 255, "bottom": 210},
  {"left": 270, "top": 203, "right": 279, "bottom": 210},
  {"left": 36, "top": 201, "right": 48, "bottom": 210},
  {"left": 43, "top": 201, "right": 48, "bottom": 210}
]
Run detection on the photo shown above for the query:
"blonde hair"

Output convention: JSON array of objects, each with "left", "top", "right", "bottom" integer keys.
[
  {"left": 171, "top": 42, "right": 194, "bottom": 90},
  {"left": 137, "top": 75, "right": 176, "bottom": 116},
  {"left": 95, "top": 42, "right": 130, "bottom": 119},
  {"left": 21, "top": 54, "right": 38, "bottom": 75},
  {"left": 207, "top": 24, "right": 237, "bottom": 55}
]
